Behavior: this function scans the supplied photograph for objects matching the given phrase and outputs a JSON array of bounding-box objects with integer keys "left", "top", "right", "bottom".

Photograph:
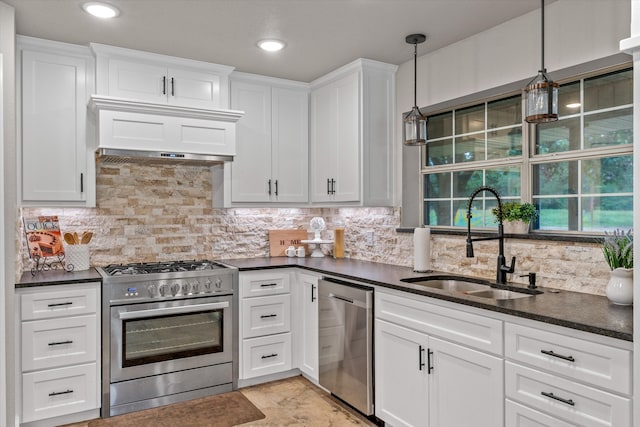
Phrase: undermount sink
[{"left": 400, "top": 276, "right": 537, "bottom": 301}]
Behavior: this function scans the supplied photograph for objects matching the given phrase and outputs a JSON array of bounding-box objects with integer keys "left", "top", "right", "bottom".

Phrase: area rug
[{"left": 86, "top": 391, "right": 265, "bottom": 427}]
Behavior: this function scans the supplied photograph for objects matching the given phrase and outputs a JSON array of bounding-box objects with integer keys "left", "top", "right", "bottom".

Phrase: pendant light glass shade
[
  {"left": 524, "top": 0, "right": 558, "bottom": 124},
  {"left": 404, "top": 34, "right": 427, "bottom": 146},
  {"left": 403, "top": 106, "right": 427, "bottom": 145},
  {"left": 525, "top": 69, "right": 558, "bottom": 123}
]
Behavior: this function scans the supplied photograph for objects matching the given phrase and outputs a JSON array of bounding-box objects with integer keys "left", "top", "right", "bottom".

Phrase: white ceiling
[{"left": 5, "top": 0, "right": 546, "bottom": 82}]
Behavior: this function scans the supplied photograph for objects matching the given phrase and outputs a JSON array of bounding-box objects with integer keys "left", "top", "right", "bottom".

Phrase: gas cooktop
[{"left": 102, "top": 260, "right": 228, "bottom": 276}]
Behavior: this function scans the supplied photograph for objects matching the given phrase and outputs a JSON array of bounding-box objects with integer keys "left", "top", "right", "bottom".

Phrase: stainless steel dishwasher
[{"left": 318, "top": 277, "right": 373, "bottom": 416}]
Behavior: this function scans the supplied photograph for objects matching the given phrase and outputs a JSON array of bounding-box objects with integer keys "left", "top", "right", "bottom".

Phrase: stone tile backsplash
[{"left": 19, "top": 163, "right": 610, "bottom": 295}]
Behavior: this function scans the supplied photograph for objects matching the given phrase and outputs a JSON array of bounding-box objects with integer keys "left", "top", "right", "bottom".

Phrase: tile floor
[{"left": 63, "top": 375, "right": 377, "bottom": 426}]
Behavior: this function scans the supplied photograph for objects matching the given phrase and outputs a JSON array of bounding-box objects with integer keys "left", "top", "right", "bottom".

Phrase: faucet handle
[{"left": 504, "top": 256, "right": 516, "bottom": 273}]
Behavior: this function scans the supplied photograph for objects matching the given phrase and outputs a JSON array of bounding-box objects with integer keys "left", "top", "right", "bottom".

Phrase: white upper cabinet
[
  {"left": 18, "top": 36, "right": 96, "bottom": 206},
  {"left": 310, "top": 59, "right": 397, "bottom": 206},
  {"left": 222, "top": 73, "right": 309, "bottom": 204},
  {"left": 91, "top": 43, "right": 233, "bottom": 109}
]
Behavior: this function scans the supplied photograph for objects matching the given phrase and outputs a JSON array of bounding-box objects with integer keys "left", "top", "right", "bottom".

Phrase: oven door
[{"left": 110, "top": 295, "right": 232, "bottom": 383}]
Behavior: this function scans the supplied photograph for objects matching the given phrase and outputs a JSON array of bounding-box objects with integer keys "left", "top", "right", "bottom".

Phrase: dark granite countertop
[
  {"left": 16, "top": 267, "right": 102, "bottom": 288},
  {"left": 221, "top": 257, "right": 633, "bottom": 342}
]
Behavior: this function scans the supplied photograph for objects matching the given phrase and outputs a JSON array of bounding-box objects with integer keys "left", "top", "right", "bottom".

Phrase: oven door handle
[{"left": 118, "top": 302, "right": 229, "bottom": 320}]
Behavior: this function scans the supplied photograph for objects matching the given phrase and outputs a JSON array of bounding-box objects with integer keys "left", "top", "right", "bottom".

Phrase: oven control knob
[
  {"left": 159, "top": 284, "right": 168, "bottom": 297},
  {"left": 182, "top": 283, "right": 191, "bottom": 295},
  {"left": 191, "top": 281, "right": 200, "bottom": 294},
  {"left": 204, "top": 279, "right": 212, "bottom": 292},
  {"left": 171, "top": 283, "right": 180, "bottom": 297},
  {"left": 215, "top": 278, "right": 222, "bottom": 289},
  {"left": 147, "top": 284, "right": 158, "bottom": 297}
]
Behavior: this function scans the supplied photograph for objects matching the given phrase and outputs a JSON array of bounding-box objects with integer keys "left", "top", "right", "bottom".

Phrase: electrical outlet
[{"left": 365, "top": 230, "right": 374, "bottom": 246}]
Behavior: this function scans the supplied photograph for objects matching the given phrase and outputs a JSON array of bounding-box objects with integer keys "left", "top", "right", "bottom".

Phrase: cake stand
[
  {"left": 302, "top": 217, "right": 333, "bottom": 257},
  {"left": 301, "top": 239, "right": 334, "bottom": 257}
]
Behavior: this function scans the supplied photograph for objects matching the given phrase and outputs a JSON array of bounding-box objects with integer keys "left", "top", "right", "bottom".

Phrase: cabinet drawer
[
  {"left": 242, "top": 333, "right": 292, "bottom": 379},
  {"left": 22, "top": 363, "right": 98, "bottom": 423},
  {"left": 505, "top": 362, "right": 631, "bottom": 427},
  {"left": 21, "top": 284, "right": 98, "bottom": 321},
  {"left": 375, "top": 291, "right": 503, "bottom": 355},
  {"left": 505, "top": 323, "right": 631, "bottom": 395},
  {"left": 242, "top": 294, "right": 291, "bottom": 338},
  {"left": 22, "top": 315, "right": 97, "bottom": 371},
  {"left": 240, "top": 271, "right": 291, "bottom": 297},
  {"left": 506, "top": 399, "right": 578, "bottom": 427}
]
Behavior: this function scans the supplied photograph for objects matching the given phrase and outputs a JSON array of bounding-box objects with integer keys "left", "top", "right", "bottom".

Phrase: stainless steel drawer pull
[
  {"left": 261, "top": 353, "right": 278, "bottom": 359},
  {"left": 260, "top": 314, "right": 277, "bottom": 319},
  {"left": 47, "top": 302, "right": 73, "bottom": 307},
  {"left": 260, "top": 283, "right": 278, "bottom": 287},
  {"left": 541, "top": 349, "right": 575, "bottom": 362},
  {"left": 48, "top": 340, "right": 73, "bottom": 346},
  {"left": 541, "top": 391, "right": 575, "bottom": 406},
  {"left": 49, "top": 389, "right": 74, "bottom": 397}
]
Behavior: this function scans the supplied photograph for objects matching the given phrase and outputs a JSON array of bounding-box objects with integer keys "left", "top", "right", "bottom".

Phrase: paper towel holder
[{"left": 413, "top": 226, "right": 433, "bottom": 273}]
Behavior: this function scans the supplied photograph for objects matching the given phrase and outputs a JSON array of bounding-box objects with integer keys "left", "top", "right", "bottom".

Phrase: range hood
[{"left": 89, "top": 95, "right": 244, "bottom": 165}]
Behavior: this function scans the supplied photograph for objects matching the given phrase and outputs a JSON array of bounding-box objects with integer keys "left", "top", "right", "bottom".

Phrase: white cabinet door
[
  {"left": 375, "top": 319, "right": 428, "bottom": 427},
  {"left": 168, "top": 67, "right": 222, "bottom": 109},
  {"left": 230, "top": 80, "right": 272, "bottom": 202},
  {"left": 271, "top": 87, "right": 309, "bottom": 203},
  {"left": 429, "top": 336, "right": 504, "bottom": 427},
  {"left": 296, "top": 273, "right": 318, "bottom": 381},
  {"left": 310, "top": 72, "right": 360, "bottom": 203},
  {"left": 108, "top": 58, "right": 167, "bottom": 104},
  {"left": 21, "top": 50, "right": 89, "bottom": 202}
]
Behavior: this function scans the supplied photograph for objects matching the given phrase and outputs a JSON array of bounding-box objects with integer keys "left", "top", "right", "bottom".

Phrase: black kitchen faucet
[{"left": 466, "top": 186, "right": 516, "bottom": 285}]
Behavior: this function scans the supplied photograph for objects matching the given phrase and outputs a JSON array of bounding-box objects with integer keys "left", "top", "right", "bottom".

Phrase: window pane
[
  {"left": 426, "top": 200, "right": 451, "bottom": 226},
  {"left": 425, "top": 138, "right": 453, "bottom": 166},
  {"left": 584, "top": 69, "right": 632, "bottom": 111},
  {"left": 453, "top": 200, "right": 470, "bottom": 226},
  {"left": 582, "top": 155, "right": 633, "bottom": 194},
  {"left": 536, "top": 117, "right": 580, "bottom": 154},
  {"left": 584, "top": 108, "right": 633, "bottom": 148},
  {"left": 557, "top": 81, "right": 581, "bottom": 117},
  {"left": 487, "top": 128, "right": 522, "bottom": 159},
  {"left": 455, "top": 104, "right": 484, "bottom": 134},
  {"left": 535, "top": 198, "right": 577, "bottom": 231},
  {"left": 533, "top": 161, "right": 578, "bottom": 195},
  {"left": 455, "top": 133, "right": 485, "bottom": 163},
  {"left": 486, "top": 166, "right": 521, "bottom": 197},
  {"left": 427, "top": 111, "right": 453, "bottom": 139},
  {"left": 487, "top": 96, "right": 521, "bottom": 128},
  {"left": 424, "top": 172, "right": 451, "bottom": 198},
  {"left": 582, "top": 196, "right": 633, "bottom": 232},
  {"left": 453, "top": 170, "right": 483, "bottom": 198}
]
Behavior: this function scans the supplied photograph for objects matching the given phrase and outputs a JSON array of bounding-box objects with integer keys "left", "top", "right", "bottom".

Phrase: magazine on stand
[{"left": 23, "top": 215, "right": 65, "bottom": 259}]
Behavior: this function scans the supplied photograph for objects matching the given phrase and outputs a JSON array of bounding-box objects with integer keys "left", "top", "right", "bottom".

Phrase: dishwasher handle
[{"left": 328, "top": 293, "right": 368, "bottom": 309}]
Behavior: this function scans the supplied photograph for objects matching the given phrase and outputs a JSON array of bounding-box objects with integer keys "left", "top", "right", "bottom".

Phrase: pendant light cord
[
  {"left": 413, "top": 42, "right": 418, "bottom": 107},
  {"left": 540, "top": 0, "right": 545, "bottom": 71}
]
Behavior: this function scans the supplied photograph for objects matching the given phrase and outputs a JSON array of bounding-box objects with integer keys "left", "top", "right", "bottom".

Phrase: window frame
[{"left": 419, "top": 64, "right": 633, "bottom": 235}]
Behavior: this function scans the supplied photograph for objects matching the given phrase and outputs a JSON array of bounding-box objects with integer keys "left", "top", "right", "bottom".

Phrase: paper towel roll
[{"left": 413, "top": 227, "right": 431, "bottom": 272}]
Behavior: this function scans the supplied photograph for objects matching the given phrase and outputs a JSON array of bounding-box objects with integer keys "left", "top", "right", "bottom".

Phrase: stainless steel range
[{"left": 98, "top": 260, "right": 238, "bottom": 417}]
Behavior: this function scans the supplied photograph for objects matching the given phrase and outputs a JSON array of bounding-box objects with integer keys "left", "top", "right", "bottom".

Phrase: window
[{"left": 421, "top": 67, "right": 633, "bottom": 233}]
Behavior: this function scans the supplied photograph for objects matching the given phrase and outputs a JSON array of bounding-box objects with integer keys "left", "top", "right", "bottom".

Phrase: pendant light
[
  {"left": 524, "top": 0, "right": 558, "bottom": 123},
  {"left": 403, "top": 34, "right": 427, "bottom": 146}
]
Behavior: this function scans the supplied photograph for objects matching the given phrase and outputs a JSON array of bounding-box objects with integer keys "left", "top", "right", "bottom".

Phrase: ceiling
[{"left": 5, "top": 0, "right": 546, "bottom": 82}]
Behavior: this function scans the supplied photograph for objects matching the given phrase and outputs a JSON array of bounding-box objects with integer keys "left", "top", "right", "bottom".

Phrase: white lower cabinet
[
  {"left": 18, "top": 282, "right": 101, "bottom": 425},
  {"left": 504, "top": 321, "right": 632, "bottom": 427},
  {"left": 375, "top": 291, "right": 504, "bottom": 427},
  {"left": 239, "top": 270, "right": 293, "bottom": 381},
  {"left": 293, "top": 272, "right": 319, "bottom": 382}
]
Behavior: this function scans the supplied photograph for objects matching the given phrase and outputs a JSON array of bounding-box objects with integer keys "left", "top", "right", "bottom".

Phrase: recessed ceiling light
[
  {"left": 258, "top": 39, "right": 286, "bottom": 52},
  {"left": 566, "top": 103, "right": 581, "bottom": 109},
  {"left": 82, "top": 2, "right": 120, "bottom": 19}
]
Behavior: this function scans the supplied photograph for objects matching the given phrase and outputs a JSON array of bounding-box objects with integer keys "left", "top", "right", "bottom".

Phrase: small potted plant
[
  {"left": 491, "top": 202, "right": 537, "bottom": 234},
  {"left": 602, "top": 229, "right": 633, "bottom": 305}
]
